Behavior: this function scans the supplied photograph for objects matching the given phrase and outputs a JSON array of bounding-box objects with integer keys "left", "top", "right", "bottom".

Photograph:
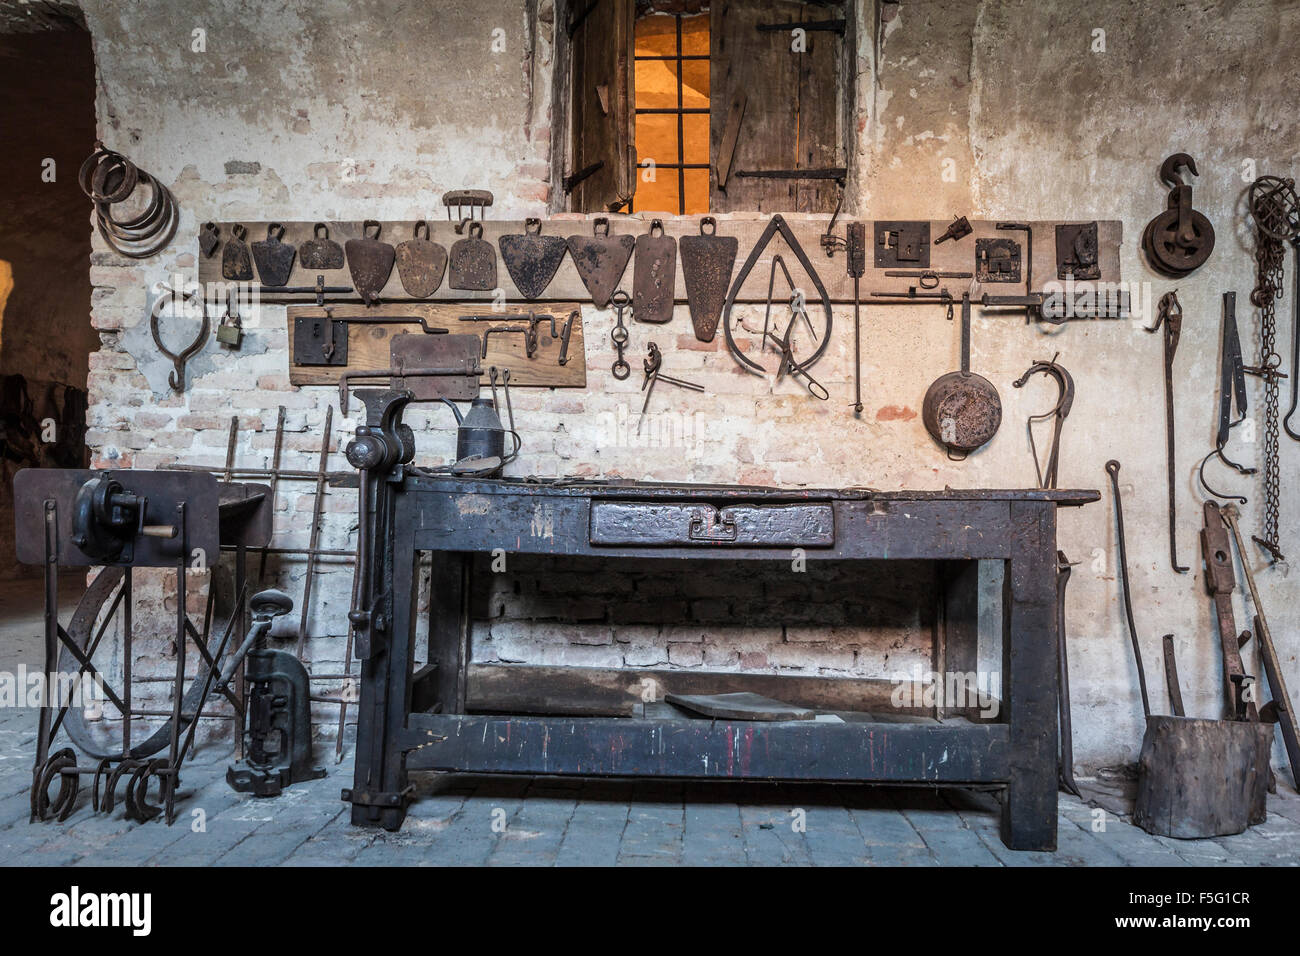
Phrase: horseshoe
[
  {"left": 34, "top": 748, "right": 79, "bottom": 822},
  {"left": 150, "top": 288, "right": 209, "bottom": 391}
]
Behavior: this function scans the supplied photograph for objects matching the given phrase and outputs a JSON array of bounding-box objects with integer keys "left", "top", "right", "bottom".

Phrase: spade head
[
  {"left": 345, "top": 220, "right": 396, "bottom": 306},
  {"left": 633, "top": 219, "right": 677, "bottom": 324},
  {"left": 395, "top": 221, "right": 448, "bottom": 298},
  {"left": 252, "top": 223, "right": 297, "bottom": 287},
  {"left": 449, "top": 220, "right": 497, "bottom": 291},
  {"left": 566, "top": 217, "right": 635, "bottom": 309},
  {"left": 679, "top": 217, "right": 738, "bottom": 341},
  {"left": 221, "top": 224, "right": 253, "bottom": 281},
  {"left": 299, "top": 222, "right": 345, "bottom": 271},
  {"left": 199, "top": 222, "right": 220, "bottom": 258},
  {"left": 499, "top": 218, "right": 567, "bottom": 300}
]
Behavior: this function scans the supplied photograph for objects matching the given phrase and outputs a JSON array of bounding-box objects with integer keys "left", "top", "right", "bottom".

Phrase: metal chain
[{"left": 1250, "top": 231, "right": 1285, "bottom": 560}]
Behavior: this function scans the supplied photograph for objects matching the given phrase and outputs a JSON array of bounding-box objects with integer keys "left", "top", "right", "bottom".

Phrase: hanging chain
[{"left": 1248, "top": 211, "right": 1287, "bottom": 561}]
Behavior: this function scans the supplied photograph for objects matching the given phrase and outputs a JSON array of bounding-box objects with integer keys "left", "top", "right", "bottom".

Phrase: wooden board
[
  {"left": 200, "top": 218, "right": 1124, "bottom": 307},
  {"left": 287, "top": 303, "right": 586, "bottom": 388},
  {"left": 665, "top": 691, "right": 815, "bottom": 720}
]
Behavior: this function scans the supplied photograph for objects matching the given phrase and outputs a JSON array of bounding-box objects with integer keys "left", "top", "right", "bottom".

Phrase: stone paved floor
[{"left": 2, "top": 577, "right": 1298, "bottom": 867}]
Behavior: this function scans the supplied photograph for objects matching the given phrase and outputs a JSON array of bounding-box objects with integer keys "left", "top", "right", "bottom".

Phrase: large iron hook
[{"left": 1159, "top": 153, "right": 1199, "bottom": 188}]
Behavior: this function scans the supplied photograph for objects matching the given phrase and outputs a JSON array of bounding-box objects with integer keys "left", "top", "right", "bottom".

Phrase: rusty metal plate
[
  {"left": 299, "top": 222, "right": 345, "bottom": 270},
  {"left": 345, "top": 220, "right": 396, "bottom": 306},
  {"left": 567, "top": 217, "right": 635, "bottom": 309},
  {"left": 633, "top": 219, "right": 677, "bottom": 324},
  {"left": 679, "top": 217, "right": 738, "bottom": 341},
  {"left": 221, "top": 224, "right": 253, "bottom": 280},
  {"left": 975, "top": 237, "right": 1021, "bottom": 283},
  {"left": 922, "top": 372, "right": 1003, "bottom": 455},
  {"left": 13, "top": 468, "right": 221, "bottom": 568},
  {"left": 251, "top": 223, "right": 296, "bottom": 287},
  {"left": 874, "top": 221, "right": 930, "bottom": 269},
  {"left": 395, "top": 221, "right": 448, "bottom": 298},
  {"left": 449, "top": 221, "right": 497, "bottom": 291},
  {"left": 218, "top": 481, "right": 272, "bottom": 549},
  {"left": 391, "top": 332, "right": 480, "bottom": 402},
  {"left": 499, "top": 218, "right": 568, "bottom": 300},
  {"left": 589, "top": 501, "right": 834, "bottom": 547}
]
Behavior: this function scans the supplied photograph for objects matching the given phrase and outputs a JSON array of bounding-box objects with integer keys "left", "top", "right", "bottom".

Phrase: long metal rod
[
  {"left": 296, "top": 405, "right": 333, "bottom": 659},
  {"left": 1106, "top": 460, "right": 1151, "bottom": 719},
  {"left": 165, "top": 501, "right": 187, "bottom": 824},
  {"left": 257, "top": 405, "right": 287, "bottom": 580}
]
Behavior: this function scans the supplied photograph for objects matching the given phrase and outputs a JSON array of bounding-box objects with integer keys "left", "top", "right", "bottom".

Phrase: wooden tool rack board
[
  {"left": 196, "top": 218, "right": 1124, "bottom": 305},
  {"left": 286, "top": 303, "right": 587, "bottom": 388}
]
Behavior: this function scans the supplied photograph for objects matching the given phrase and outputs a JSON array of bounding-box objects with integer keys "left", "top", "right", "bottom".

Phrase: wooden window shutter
[
  {"left": 568, "top": 0, "right": 637, "bottom": 212},
  {"left": 710, "top": 0, "right": 846, "bottom": 213}
]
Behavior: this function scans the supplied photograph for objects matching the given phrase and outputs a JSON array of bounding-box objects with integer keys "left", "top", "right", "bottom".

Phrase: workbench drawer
[{"left": 589, "top": 501, "right": 834, "bottom": 547}]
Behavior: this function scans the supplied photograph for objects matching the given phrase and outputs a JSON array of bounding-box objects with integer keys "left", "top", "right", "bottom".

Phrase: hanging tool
[
  {"left": 299, "top": 222, "right": 345, "bottom": 270},
  {"left": 499, "top": 217, "right": 567, "bottom": 300},
  {"left": 633, "top": 219, "right": 677, "bottom": 324},
  {"left": 567, "top": 217, "right": 634, "bottom": 309},
  {"left": 883, "top": 269, "right": 972, "bottom": 289},
  {"left": 1146, "top": 290, "right": 1188, "bottom": 572},
  {"left": 1201, "top": 501, "right": 1259, "bottom": 721},
  {"left": 199, "top": 222, "right": 220, "bottom": 258},
  {"left": 251, "top": 222, "right": 296, "bottom": 287},
  {"left": 78, "top": 143, "right": 179, "bottom": 260},
  {"left": 679, "top": 217, "right": 738, "bottom": 342},
  {"left": 222, "top": 223, "right": 253, "bottom": 281},
  {"left": 395, "top": 221, "right": 448, "bottom": 298},
  {"left": 345, "top": 220, "right": 396, "bottom": 306},
  {"left": 922, "top": 292, "right": 1001, "bottom": 458},
  {"left": 150, "top": 288, "right": 209, "bottom": 392},
  {"left": 721, "top": 213, "right": 834, "bottom": 382},
  {"left": 442, "top": 188, "right": 494, "bottom": 224},
  {"left": 1197, "top": 292, "right": 1255, "bottom": 503},
  {"left": 934, "top": 215, "right": 972, "bottom": 245},
  {"left": 1162, "top": 634, "right": 1185, "bottom": 717},
  {"left": 752, "top": 255, "right": 816, "bottom": 352},
  {"left": 1056, "top": 551, "right": 1080, "bottom": 796},
  {"left": 609, "top": 290, "right": 632, "bottom": 380},
  {"left": 1142, "top": 154, "right": 1215, "bottom": 277},
  {"left": 1222, "top": 505, "right": 1300, "bottom": 789},
  {"left": 449, "top": 220, "right": 498, "bottom": 292},
  {"left": 1011, "top": 355, "right": 1073, "bottom": 488},
  {"left": 1284, "top": 237, "right": 1300, "bottom": 442},
  {"left": 1106, "top": 460, "right": 1151, "bottom": 720},
  {"left": 847, "top": 222, "right": 866, "bottom": 415},
  {"left": 637, "top": 342, "right": 704, "bottom": 434},
  {"left": 763, "top": 306, "right": 830, "bottom": 401}
]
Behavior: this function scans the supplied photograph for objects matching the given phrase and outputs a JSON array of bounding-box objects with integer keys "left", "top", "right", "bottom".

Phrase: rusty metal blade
[
  {"left": 679, "top": 217, "right": 737, "bottom": 341},
  {"left": 299, "top": 222, "right": 344, "bottom": 271},
  {"left": 449, "top": 221, "right": 497, "bottom": 291},
  {"left": 566, "top": 218, "right": 634, "bottom": 309},
  {"left": 251, "top": 223, "right": 296, "bottom": 287},
  {"left": 499, "top": 218, "right": 567, "bottom": 299},
  {"left": 395, "top": 221, "right": 448, "bottom": 298},
  {"left": 345, "top": 220, "right": 395, "bottom": 306},
  {"left": 221, "top": 224, "right": 253, "bottom": 281},
  {"left": 633, "top": 219, "right": 677, "bottom": 324}
]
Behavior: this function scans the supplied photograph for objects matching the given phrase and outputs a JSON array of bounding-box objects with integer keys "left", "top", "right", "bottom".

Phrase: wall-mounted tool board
[
  {"left": 286, "top": 303, "right": 587, "bottom": 388},
  {"left": 198, "top": 219, "right": 1124, "bottom": 307}
]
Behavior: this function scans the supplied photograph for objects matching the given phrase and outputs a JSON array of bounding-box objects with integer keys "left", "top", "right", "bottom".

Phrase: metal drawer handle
[{"left": 688, "top": 512, "right": 737, "bottom": 542}]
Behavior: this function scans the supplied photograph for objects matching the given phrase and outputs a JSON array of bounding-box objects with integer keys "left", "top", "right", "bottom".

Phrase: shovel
[
  {"left": 633, "top": 219, "right": 677, "bottom": 324},
  {"left": 567, "top": 217, "right": 634, "bottom": 310},
  {"left": 449, "top": 220, "right": 497, "bottom": 291},
  {"left": 345, "top": 220, "right": 396, "bottom": 306},
  {"left": 395, "top": 221, "right": 448, "bottom": 298},
  {"left": 252, "top": 223, "right": 297, "bottom": 287},
  {"left": 679, "top": 217, "right": 737, "bottom": 341},
  {"left": 299, "top": 222, "right": 344, "bottom": 271},
  {"left": 499, "top": 217, "right": 567, "bottom": 300},
  {"left": 221, "top": 223, "right": 253, "bottom": 281}
]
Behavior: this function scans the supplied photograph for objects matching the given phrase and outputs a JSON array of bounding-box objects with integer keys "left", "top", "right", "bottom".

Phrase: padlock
[{"left": 216, "top": 311, "right": 243, "bottom": 348}]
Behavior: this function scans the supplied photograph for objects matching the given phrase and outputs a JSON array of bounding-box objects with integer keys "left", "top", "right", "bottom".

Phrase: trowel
[
  {"left": 567, "top": 217, "right": 634, "bottom": 310},
  {"left": 252, "top": 223, "right": 296, "bottom": 287},
  {"left": 299, "top": 222, "right": 345, "bottom": 271},
  {"left": 449, "top": 220, "right": 497, "bottom": 291},
  {"left": 679, "top": 217, "right": 737, "bottom": 341},
  {"left": 221, "top": 223, "right": 253, "bottom": 281},
  {"left": 395, "top": 221, "right": 448, "bottom": 298},
  {"left": 499, "top": 217, "right": 567, "bottom": 300},
  {"left": 633, "top": 219, "right": 677, "bottom": 324},
  {"left": 345, "top": 220, "right": 396, "bottom": 306}
]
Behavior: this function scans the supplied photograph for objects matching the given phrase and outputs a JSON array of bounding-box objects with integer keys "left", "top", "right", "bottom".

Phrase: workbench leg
[
  {"left": 1000, "top": 502, "right": 1059, "bottom": 851},
  {"left": 350, "top": 524, "right": 416, "bottom": 831},
  {"left": 424, "top": 553, "right": 470, "bottom": 715}
]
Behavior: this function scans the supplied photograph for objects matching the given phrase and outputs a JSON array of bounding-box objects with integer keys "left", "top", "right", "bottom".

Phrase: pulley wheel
[{"left": 1144, "top": 208, "right": 1215, "bottom": 277}]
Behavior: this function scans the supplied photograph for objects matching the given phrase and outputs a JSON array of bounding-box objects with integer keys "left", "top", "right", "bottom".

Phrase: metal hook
[
  {"left": 1159, "top": 153, "right": 1199, "bottom": 188},
  {"left": 1012, "top": 354, "right": 1074, "bottom": 489},
  {"left": 150, "top": 288, "right": 209, "bottom": 392}
]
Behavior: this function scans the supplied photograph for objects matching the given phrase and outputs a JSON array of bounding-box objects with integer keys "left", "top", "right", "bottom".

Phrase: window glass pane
[
  {"left": 635, "top": 57, "right": 679, "bottom": 111},
  {"left": 682, "top": 112, "right": 709, "bottom": 165},
  {"left": 683, "top": 168, "right": 709, "bottom": 215},
  {"left": 636, "top": 172, "right": 680, "bottom": 216},
  {"left": 679, "top": 13, "right": 709, "bottom": 56},
  {"left": 636, "top": 112, "right": 679, "bottom": 169},
  {"left": 634, "top": 14, "right": 677, "bottom": 57},
  {"left": 680, "top": 58, "right": 709, "bottom": 111}
]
